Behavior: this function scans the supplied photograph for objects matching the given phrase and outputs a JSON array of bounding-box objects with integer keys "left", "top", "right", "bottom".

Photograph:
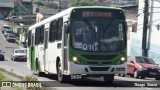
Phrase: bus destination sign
[
  {"left": 82, "top": 12, "right": 112, "bottom": 17},
  {"left": 71, "top": 8, "right": 125, "bottom": 20}
]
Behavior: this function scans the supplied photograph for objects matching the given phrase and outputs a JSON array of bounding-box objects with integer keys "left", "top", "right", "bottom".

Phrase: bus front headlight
[
  {"left": 72, "top": 56, "right": 80, "bottom": 64},
  {"left": 72, "top": 56, "right": 78, "bottom": 62},
  {"left": 121, "top": 57, "right": 126, "bottom": 61},
  {"left": 117, "top": 57, "right": 126, "bottom": 64}
]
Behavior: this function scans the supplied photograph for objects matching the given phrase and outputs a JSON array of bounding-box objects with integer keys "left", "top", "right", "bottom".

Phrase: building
[
  {"left": 0, "top": 0, "right": 14, "bottom": 19},
  {"left": 129, "top": 0, "right": 160, "bottom": 65},
  {"left": 98, "top": 0, "right": 137, "bottom": 7}
]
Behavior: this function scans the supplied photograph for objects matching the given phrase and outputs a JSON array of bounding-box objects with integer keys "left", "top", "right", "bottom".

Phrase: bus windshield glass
[{"left": 71, "top": 20, "right": 126, "bottom": 52}]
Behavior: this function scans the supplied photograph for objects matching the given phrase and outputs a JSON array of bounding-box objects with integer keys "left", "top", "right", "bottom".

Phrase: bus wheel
[
  {"left": 103, "top": 74, "right": 114, "bottom": 83},
  {"left": 57, "top": 62, "right": 67, "bottom": 83},
  {"left": 37, "top": 71, "right": 45, "bottom": 77},
  {"left": 156, "top": 77, "right": 160, "bottom": 80}
]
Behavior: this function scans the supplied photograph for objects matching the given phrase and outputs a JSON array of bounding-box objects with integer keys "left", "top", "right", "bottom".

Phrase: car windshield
[
  {"left": 6, "top": 31, "right": 12, "bottom": 33},
  {"left": 136, "top": 57, "right": 156, "bottom": 65},
  {"left": 0, "top": 50, "right": 2, "bottom": 54},
  {"left": 15, "top": 50, "right": 26, "bottom": 53},
  {"left": 8, "top": 35, "right": 15, "bottom": 38},
  {"left": 71, "top": 20, "right": 126, "bottom": 52},
  {"left": 4, "top": 26, "right": 10, "bottom": 29}
]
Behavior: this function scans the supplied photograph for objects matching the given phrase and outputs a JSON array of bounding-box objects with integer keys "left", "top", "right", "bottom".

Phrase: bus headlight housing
[
  {"left": 118, "top": 57, "right": 126, "bottom": 64},
  {"left": 72, "top": 56, "right": 78, "bottom": 62},
  {"left": 121, "top": 57, "right": 126, "bottom": 61},
  {"left": 72, "top": 56, "right": 80, "bottom": 64}
]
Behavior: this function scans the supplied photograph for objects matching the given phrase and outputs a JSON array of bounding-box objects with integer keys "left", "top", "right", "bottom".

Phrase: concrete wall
[{"left": 130, "top": 0, "right": 160, "bottom": 65}]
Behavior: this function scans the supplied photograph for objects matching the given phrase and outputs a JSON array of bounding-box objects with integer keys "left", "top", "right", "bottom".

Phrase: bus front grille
[
  {"left": 89, "top": 67, "right": 110, "bottom": 71},
  {"left": 82, "top": 55, "right": 117, "bottom": 60},
  {"left": 87, "top": 62, "right": 112, "bottom": 65}
]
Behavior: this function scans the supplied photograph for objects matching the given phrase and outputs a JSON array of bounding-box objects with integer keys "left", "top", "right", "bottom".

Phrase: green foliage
[
  {"left": 136, "top": 0, "right": 139, "bottom": 5},
  {"left": 14, "top": 87, "right": 23, "bottom": 90},
  {"left": 0, "top": 72, "right": 7, "bottom": 81},
  {"left": 69, "top": 0, "right": 97, "bottom": 7},
  {"left": 35, "top": 1, "right": 45, "bottom": 6},
  {"left": 45, "top": 3, "right": 58, "bottom": 9},
  {"left": 22, "top": 75, "right": 38, "bottom": 81}
]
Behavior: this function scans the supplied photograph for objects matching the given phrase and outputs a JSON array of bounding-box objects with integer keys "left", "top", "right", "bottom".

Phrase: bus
[{"left": 27, "top": 6, "right": 127, "bottom": 83}]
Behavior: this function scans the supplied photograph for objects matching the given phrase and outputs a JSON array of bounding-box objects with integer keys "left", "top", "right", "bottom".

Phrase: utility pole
[
  {"left": 147, "top": 0, "right": 154, "bottom": 52},
  {"left": 142, "top": 0, "right": 149, "bottom": 57}
]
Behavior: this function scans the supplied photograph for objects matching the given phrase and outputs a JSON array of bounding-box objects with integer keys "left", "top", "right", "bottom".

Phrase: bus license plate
[{"left": 71, "top": 75, "right": 82, "bottom": 79}]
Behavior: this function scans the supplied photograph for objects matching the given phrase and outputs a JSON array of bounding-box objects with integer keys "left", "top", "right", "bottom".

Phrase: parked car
[
  {"left": 1, "top": 24, "right": 11, "bottom": 33},
  {"left": 126, "top": 56, "right": 160, "bottom": 80},
  {"left": 11, "top": 49, "right": 27, "bottom": 61},
  {"left": 4, "top": 30, "right": 13, "bottom": 37},
  {"left": 21, "top": 42, "right": 27, "bottom": 48},
  {"left": 0, "top": 49, "right": 5, "bottom": 61},
  {"left": 6, "top": 34, "right": 16, "bottom": 43}
]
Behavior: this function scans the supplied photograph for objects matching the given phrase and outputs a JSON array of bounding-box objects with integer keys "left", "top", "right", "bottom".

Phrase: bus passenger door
[
  {"left": 44, "top": 30, "right": 49, "bottom": 72},
  {"left": 62, "top": 24, "right": 68, "bottom": 71},
  {"left": 31, "top": 34, "right": 35, "bottom": 70}
]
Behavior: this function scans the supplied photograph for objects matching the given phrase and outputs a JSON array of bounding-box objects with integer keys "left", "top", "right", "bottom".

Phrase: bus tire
[
  {"left": 37, "top": 71, "right": 45, "bottom": 77},
  {"left": 57, "top": 61, "right": 68, "bottom": 83},
  {"left": 103, "top": 74, "right": 114, "bottom": 83}
]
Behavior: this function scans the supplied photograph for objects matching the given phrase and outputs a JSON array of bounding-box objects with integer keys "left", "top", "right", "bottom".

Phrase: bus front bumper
[{"left": 68, "top": 62, "right": 127, "bottom": 75}]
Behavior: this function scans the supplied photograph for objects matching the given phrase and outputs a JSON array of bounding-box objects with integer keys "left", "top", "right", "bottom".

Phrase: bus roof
[{"left": 29, "top": 6, "right": 123, "bottom": 31}]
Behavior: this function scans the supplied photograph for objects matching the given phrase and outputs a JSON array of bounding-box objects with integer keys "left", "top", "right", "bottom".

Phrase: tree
[
  {"left": 34, "top": 1, "right": 45, "bottom": 7},
  {"left": 69, "top": 0, "right": 97, "bottom": 7},
  {"left": 136, "top": 0, "right": 139, "bottom": 5},
  {"left": 45, "top": 3, "right": 58, "bottom": 9}
]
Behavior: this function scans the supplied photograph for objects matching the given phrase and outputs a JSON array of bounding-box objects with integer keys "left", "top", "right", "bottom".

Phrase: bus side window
[
  {"left": 49, "top": 20, "right": 57, "bottom": 42},
  {"left": 57, "top": 18, "right": 63, "bottom": 40},
  {"left": 35, "top": 27, "right": 41, "bottom": 45},
  {"left": 40, "top": 25, "right": 45, "bottom": 44},
  {"left": 28, "top": 31, "right": 32, "bottom": 47}
]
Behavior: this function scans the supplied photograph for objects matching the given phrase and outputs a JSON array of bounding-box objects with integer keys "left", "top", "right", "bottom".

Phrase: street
[{"left": 0, "top": 20, "right": 160, "bottom": 90}]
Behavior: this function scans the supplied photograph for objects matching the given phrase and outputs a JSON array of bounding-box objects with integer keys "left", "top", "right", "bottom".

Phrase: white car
[
  {"left": 11, "top": 49, "right": 27, "bottom": 61},
  {"left": 4, "top": 30, "right": 12, "bottom": 37},
  {"left": 6, "top": 34, "right": 16, "bottom": 43},
  {"left": 1, "top": 24, "right": 10, "bottom": 32}
]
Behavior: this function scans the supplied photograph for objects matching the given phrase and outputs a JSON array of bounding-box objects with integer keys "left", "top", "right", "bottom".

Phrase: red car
[{"left": 127, "top": 56, "right": 160, "bottom": 80}]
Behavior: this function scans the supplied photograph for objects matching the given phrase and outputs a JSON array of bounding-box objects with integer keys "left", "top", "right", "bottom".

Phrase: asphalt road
[{"left": 0, "top": 20, "right": 160, "bottom": 90}]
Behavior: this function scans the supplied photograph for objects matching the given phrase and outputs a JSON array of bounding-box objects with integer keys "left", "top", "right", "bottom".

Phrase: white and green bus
[{"left": 27, "top": 6, "right": 127, "bottom": 83}]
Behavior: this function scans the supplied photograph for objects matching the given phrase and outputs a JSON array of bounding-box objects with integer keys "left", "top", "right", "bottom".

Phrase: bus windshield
[{"left": 71, "top": 20, "right": 126, "bottom": 52}]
